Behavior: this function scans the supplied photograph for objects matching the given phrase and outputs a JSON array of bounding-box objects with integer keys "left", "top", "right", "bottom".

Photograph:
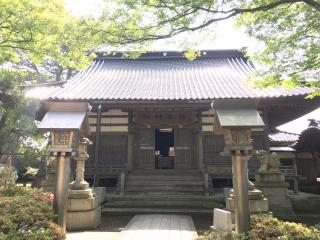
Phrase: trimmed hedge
[
  {"left": 0, "top": 185, "right": 65, "bottom": 240},
  {"left": 199, "top": 215, "right": 320, "bottom": 240}
]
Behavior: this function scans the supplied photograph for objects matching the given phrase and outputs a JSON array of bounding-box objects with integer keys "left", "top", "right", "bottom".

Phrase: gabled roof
[{"left": 26, "top": 49, "right": 315, "bottom": 101}]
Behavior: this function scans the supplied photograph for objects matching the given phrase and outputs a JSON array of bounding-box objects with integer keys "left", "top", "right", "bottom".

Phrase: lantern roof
[{"left": 38, "top": 111, "right": 86, "bottom": 131}]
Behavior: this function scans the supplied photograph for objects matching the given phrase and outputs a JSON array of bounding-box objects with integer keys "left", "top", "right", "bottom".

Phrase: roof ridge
[{"left": 94, "top": 49, "right": 247, "bottom": 61}]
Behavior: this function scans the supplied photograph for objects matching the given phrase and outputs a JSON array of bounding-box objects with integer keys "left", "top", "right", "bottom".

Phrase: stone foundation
[
  {"left": 67, "top": 188, "right": 101, "bottom": 230},
  {"left": 255, "top": 171, "right": 295, "bottom": 218},
  {"left": 226, "top": 182, "right": 269, "bottom": 222},
  {"left": 93, "top": 187, "right": 107, "bottom": 205}
]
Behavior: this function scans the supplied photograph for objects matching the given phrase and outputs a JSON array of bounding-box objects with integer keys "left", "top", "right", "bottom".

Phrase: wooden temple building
[{"left": 28, "top": 49, "right": 320, "bottom": 214}]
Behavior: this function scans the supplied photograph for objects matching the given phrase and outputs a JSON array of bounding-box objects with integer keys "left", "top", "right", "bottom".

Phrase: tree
[
  {"left": 100, "top": 0, "right": 320, "bottom": 94},
  {"left": 0, "top": 0, "right": 107, "bottom": 154}
]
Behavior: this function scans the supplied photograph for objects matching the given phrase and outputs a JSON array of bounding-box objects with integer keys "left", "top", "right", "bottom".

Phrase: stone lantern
[
  {"left": 38, "top": 111, "right": 89, "bottom": 231},
  {"left": 70, "top": 138, "right": 92, "bottom": 190},
  {"left": 212, "top": 100, "right": 265, "bottom": 233}
]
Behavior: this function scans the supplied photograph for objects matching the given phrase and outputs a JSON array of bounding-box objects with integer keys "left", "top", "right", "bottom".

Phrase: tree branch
[{"left": 102, "top": 0, "right": 318, "bottom": 44}]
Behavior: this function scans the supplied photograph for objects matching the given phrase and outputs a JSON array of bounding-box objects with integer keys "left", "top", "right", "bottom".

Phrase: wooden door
[
  {"left": 133, "top": 128, "right": 155, "bottom": 169},
  {"left": 174, "top": 128, "right": 195, "bottom": 169}
]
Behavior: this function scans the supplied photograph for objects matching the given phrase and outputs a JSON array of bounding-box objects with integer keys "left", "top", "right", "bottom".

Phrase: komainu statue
[
  {"left": 256, "top": 150, "right": 281, "bottom": 173},
  {"left": 269, "top": 152, "right": 281, "bottom": 172},
  {"left": 256, "top": 150, "right": 269, "bottom": 172}
]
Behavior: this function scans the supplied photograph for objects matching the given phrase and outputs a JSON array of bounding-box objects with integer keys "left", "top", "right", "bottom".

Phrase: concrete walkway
[
  {"left": 67, "top": 231, "right": 120, "bottom": 240},
  {"left": 67, "top": 214, "right": 198, "bottom": 240},
  {"left": 121, "top": 214, "right": 198, "bottom": 240}
]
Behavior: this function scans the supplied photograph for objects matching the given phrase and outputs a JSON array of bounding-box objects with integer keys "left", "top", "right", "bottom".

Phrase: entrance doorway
[{"left": 155, "top": 128, "right": 174, "bottom": 169}]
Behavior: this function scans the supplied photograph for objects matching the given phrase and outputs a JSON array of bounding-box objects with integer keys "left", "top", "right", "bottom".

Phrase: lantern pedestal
[
  {"left": 67, "top": 189, "right": 101, "bottom": 230},
  {"left": 255, "top": 172, "right": 294, "bottom": 218},
  {"left": 226, "top": 181, "right": 269, "bottom": 222},
  {"left": 66, "top": 138, "right": 101, "bottom": 230},
  {"left": 255, "top": 151, "right": 295, "bottom": 218}
]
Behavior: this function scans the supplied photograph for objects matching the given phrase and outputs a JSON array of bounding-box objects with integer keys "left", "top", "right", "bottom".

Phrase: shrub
[
  {"left": 198, "top": 215, "right": 320, "bottom": 240},
  {"left": 0, "top": 185, "right": 65, "bottom": 240},
  {"left": 17, "top": 167, "right": 38, "bottom": 184}
]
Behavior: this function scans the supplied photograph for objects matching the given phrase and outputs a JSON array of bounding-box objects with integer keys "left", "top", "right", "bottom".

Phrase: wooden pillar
[
  {"left": 293, "top": 155, "right": 299, "bottom": 193},
  {"left": 262, "top": 108, "right": 271, "bottom": 154},
  {"left": 198, "top": 133, "right": 204, "bottom": 170},
  {"left": 93, "top": 105, "right": 102, "bottom": 187},
  {"left": 197, "top": 111, "right": 204, "bottom": 170},
  {"left": 127, "top": 111, "right": 134, "bottom": 170}
]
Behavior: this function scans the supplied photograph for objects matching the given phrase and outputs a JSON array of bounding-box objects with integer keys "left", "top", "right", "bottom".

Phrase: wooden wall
[
  {"left": 85, "top": 109, "right": 129, "bottom": 177},
  {"left": 88, "top": 109, "right": 128, "bottom": 133},
  {"left": 201, "top": 109, "right": 267, "bottom": 178}
]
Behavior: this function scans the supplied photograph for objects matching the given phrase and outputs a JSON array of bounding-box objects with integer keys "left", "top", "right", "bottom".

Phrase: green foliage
[
  {"left": 198, "top": 215, "right": 320, "bottom": 240},
  {"left": 0, "top": 70, "right": 40, "bottom": 153},
  {"left": 237, "top": 1, "right": 320, "bottom": 90},
  {"left": 17, "top": 167, "right": 38, "bottom": 182},
  {"left": 0, "top": 185, "right": 65, "bottom": 240},
  {"left": 0, "top": 0, "right": 98, "bottom": 69},
  {"left": 0, "top": 0, "right": 110, "bottom": 157},
  {"left": 102, "top": 0, "right": 320, "bottom": 93}
]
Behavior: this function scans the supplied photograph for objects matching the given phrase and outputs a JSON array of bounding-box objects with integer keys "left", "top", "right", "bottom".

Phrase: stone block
[
  {"left": 255, "top": 172, "right": 295, "bottom": 218},
  {"left": 255, "top": 172, "right": 286, "bottom": 183},
  {"left": 67, "top": 206, "right": 101, "bottom": 231},
  {"left": 211, "top": 208, "right": 232, "bottom": 232},
  {"left": 93, "top": 187, "right": 106, "bottom": 205},
  {"left": 68, "top": 189, "right": 95, "bottom": 199},
  {"left": 67, "top": 196, "right": 99, "bottom": 212},
  {"left": 226, "top": 197, "right": 269, "bottom": 214}
]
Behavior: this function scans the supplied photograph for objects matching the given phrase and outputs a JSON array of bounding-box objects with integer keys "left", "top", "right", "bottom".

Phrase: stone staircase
[{"left": 103, "top": 169, "right": 224, "bottom": 215}]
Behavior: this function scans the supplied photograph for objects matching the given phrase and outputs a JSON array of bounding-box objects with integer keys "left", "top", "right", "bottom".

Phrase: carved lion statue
[
  {"left": 256, "top": 150, "right": 269, "bottom": 172},
  {"left": 269, "top": 152, "right": 281, "bottom": 172},
  {"left": 256, "top": 150, "right": 281, "bottom": 172}
]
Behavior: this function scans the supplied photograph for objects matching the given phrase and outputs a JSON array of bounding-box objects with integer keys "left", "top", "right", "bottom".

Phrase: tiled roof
[
  {"left": 25, "top": 50, "right": 315, "bottom": 101},
  {"left": 269, "top": 131, "right": 299, "bottom": 143}
]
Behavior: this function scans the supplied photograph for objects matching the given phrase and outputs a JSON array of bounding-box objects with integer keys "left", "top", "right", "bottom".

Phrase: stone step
[
  {"left": 124, "top": 191, "right": 206, "bottom": 196},
  {"left": 126, "top": 180, "right": 204, "bottom": 186},
  {"left": 106, "top": 194, "right": 224, "bottom": 201},
  {"left": 126, "top": 175, "right": 203, "bottom": 180},
  {"left": 130, "top": 169, "right": 201, "bottom": 174},
  {"left": 105, "top": 200, "right": 223, "bottom": 209},
  {"left": 124, "top": 185, "right": 204, "bottom": 192},
  {"left": 102, "top": 207, "right": 213, "bottom": 215}
]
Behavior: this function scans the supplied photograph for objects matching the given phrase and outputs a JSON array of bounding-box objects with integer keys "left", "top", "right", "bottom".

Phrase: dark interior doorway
[{"left": 155, "top": 128, "right": 174, "bottom": 169}]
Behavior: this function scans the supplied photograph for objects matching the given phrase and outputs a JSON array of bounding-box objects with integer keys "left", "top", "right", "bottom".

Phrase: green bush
[
  {"left": 0, "top": 185, "right": 65, "bottom": 240},
  {"left": 199, "top": 215, "right": 320, "bottom": 240},
  {"left": 17, "top": 167, "right": 38, "bottom": 183}
]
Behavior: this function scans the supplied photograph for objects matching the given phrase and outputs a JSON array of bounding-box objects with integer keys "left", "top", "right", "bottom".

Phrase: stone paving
[
  {"left": 121, "top": 214, "right": 198, "bottom": 240},
  {"left": 67, "top": 214, "right": 198, "bottom": 240}
]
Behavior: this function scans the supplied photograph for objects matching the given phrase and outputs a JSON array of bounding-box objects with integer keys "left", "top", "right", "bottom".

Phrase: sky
[{"left": 64, "top": 0, "right": 257, "bottom": 50}]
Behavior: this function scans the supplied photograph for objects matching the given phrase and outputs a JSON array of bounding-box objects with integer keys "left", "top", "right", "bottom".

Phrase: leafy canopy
[
  {"left": 101, "top": 0, "right": 320, "bottom": 94},
  {"left": 0, "top": 0, "right": 112, "bottom": 154}
]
